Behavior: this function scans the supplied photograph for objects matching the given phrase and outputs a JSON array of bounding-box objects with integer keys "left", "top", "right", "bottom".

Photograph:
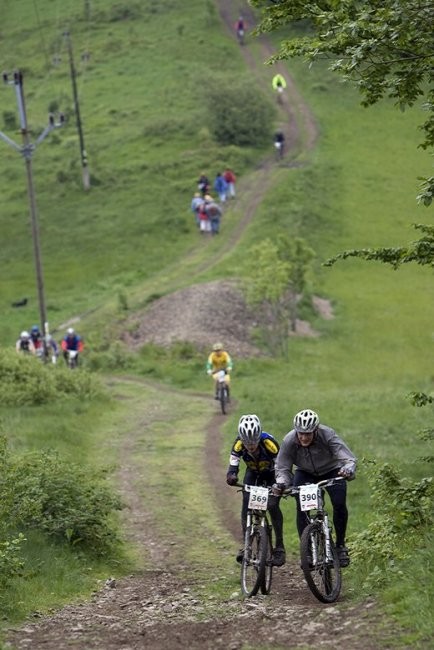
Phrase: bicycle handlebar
[{"left": 283, "top": 476, "right": 346, "bottom": 497}]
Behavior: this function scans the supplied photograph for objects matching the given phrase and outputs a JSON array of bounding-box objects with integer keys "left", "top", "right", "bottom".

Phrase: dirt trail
[{"left": 6, "top": 378, "right": 398, "bottom": 650}]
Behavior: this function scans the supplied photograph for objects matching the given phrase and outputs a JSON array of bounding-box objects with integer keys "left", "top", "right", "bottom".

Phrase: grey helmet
[
  {"left": 293, "top": 409, "right": 319, "bottom": 433},
  {"left": 238, "top": 414, "right": 262, "bottom": 447}
]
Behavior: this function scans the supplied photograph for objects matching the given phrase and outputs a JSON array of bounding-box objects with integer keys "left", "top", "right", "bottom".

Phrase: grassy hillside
[
  {"left": 0, "top": 0, "right": 432, "bottom": 646},
  {"left": 0, "top": 0, "right": 264, "bottom": 341}
]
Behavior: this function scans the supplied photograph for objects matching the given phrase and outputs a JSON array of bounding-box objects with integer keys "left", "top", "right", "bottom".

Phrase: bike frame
[
  {"left": 286, "top": 477, "right": 344, "bottom": 603},
  {"left": 236, "top": 483, "right": 274, "bottom": 598}
]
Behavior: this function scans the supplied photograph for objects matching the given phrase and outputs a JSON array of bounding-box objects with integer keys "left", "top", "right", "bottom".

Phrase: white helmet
[
  {"left": 67, "top": 327, "right": 75, "bottom": 335},
  {"left": 293, "top": 409, "right": 319, "bottom": 433},
  {"left": 238, "top": 414, "right": 262, "bottom": 447},
  {"left": 21, "top": 330, "right": 30, "bottom": 338}
]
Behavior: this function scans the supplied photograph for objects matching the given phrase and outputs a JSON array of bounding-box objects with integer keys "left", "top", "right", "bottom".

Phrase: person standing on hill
[
  {"left": 197, "top": 173, "right": 210, "bottom": 197},
  {"left": 213, "top": 172, "right": 229, "bottom": 203},
  {"left": 272, "top": 408, "right": 357, "bottom": 567},
  {"left": 204, "top": 195, "right": 223, "bottom": 235},
  {"left": 191, "top": 192, "right": 204, "bottom": 228},
  {"left": 223, "top": 168, "right": 236, "bottom": 199},
  {"left": 226, "top": 414, "right": 286, "bottom": 567}
]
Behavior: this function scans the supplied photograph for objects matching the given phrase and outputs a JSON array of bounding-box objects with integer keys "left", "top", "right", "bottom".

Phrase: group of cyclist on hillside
[
  {"left": 206, "top": 342, "right": 356, "bottom": 570},
  {"left": 16, "top": 326, "right": 84, "bottom": 366}
]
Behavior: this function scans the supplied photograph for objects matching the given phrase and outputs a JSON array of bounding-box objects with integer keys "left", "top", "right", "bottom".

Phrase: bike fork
[{"left": 323, "top": 515, "right": 333, "bottom": 562}]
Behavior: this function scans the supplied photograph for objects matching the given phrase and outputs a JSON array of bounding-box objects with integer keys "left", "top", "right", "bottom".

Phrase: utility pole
[
  {"left": 0, "top": 70, "right": 64, "bottom": 355},
  {"left": 64, "top": 30, "right": 90, "bottom": 190}
]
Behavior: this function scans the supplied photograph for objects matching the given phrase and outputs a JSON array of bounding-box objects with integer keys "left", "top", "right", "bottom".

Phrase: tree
[
  {"left": 251, "top": 0, "right": 434, "bottom": 196},
  {"left": 244, "top": 236, "right": 315, "bottom": 354},
  {"left": 276, "top": 234, "right": 316, "bottom": 331},
  {"left": 205, "top": 77, "right": 276, "bottom": 146},
  {"left": 244, "top": 239, "right": 292, "bottom": 355}
]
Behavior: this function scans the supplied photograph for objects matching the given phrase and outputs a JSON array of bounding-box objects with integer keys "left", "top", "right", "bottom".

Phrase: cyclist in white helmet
[
  {"left": 16, "top": 330, "right": 36, "bottom": 354},
  {"left": 226, "top": 414, "right": 286, "bottom": 567},
  {"left": 272, "top": 408, "right": 357, "bottom": 567}
]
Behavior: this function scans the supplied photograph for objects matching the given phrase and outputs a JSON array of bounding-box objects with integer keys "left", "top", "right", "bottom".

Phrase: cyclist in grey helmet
[
  {"left": 272, "top": 409, "right": 357, "bottom": 567},
  {"left": 226, "top": 414, "right": 286, "bottom": 567}
]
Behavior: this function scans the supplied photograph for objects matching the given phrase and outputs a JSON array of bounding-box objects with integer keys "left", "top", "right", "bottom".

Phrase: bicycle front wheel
[
  {"left": 300, "top": 522, "right": 342, "bottom": 603},
  {"left": 260, "top": 524, "right": 273, "bottom": 595},
  {"left": 241, "top": 525, "right": 268, "bottom": 597},
  {"left": 219, "top": 385, "right": 227, "bottom": 415}
]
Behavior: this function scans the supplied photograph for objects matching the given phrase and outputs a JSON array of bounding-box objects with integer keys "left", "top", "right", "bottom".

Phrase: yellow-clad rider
[{"left": 206, "top": 342, "right": 233, "bottom": 400}]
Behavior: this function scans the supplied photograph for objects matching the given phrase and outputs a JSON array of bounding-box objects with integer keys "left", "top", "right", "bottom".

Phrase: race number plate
[
  {"left": 299, "top": 484, "right": 318, "bottom": 511},
  {"left": 248, "top": 486, "right": 269, "bottom": 510}
]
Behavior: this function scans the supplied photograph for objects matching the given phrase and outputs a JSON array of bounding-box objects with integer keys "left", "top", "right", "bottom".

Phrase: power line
[
  {"left": 64, "top": 30, "right": 90, "bottom": 190},
  {"left": 0, "top": 71, "right": 64, "bottom": 353}
]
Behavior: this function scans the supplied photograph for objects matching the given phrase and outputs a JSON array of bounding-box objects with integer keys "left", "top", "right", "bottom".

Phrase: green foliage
[
  {"left": 85, "top": 341, "right": 135, "bottom": 371},
  {"left": 243, "top": 236, "right": 315, "bottom": 351},
  {"left": 0, "top": 534, "right": 26, "bottom": 594},
  {"left": 351, "top": 461, "right": 433, "bottom": 590},
  {"left": 324, "top": 224, "right": 434, "bottom": 269},
  {"left": 0, "top": 349, "right": 105, "bottom": 406},
  {"left": 205, "top": 77, "right": 276, "bottom": 146},
  {"left": 0, "top": 439, "right": 123, "bottom": 556}
]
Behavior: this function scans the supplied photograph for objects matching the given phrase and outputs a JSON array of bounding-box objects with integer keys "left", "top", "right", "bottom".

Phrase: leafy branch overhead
[{"left": 324, "top": 224, "right": 434, "bottom": 268}]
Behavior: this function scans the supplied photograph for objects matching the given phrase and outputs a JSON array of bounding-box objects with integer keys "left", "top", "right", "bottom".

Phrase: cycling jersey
[
  {"left": 206, "top": 350, "right": 233, "bottom": 373},
  {"left": 61, "top": 335, "right": 84, "bottom": 352},
  {"left": 227, "top": 432, "right": 279, "bottom": 475}
]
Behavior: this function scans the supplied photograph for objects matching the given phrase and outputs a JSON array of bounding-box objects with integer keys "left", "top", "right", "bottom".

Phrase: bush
[
  {"left": 0, "top": 349, "right": 105, "bottom": 406},
  {"left": 0, "top": 439, "right": 123, "bottom": 556},
  {"left": 350, "top": 460, "right": 433, "bottom": 589},
  {"left": 205, "top": 77, "right": 276, "bottom": 147},
  {"left": 0, "top": 534, "right": 26, "bottom": 594}
]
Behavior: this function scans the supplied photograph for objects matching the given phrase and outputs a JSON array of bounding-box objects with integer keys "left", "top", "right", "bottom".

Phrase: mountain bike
[
  {"left": 236, "top": 27, "right": 245, "bottom": 46},
  {"left": 286, "top": 477, "right": 344, "bottom": 603},
  {"left": 66, "top": 349, "right": 79, "bottom": 369},
  {"left": 213, "top": 369, "right": 230, "bottom": 415},
  {"left": 236, "top": 483, "right": 274, "bottom": 598},
  {"left": 274, "top": 140, "right": 284, "bottom": 161}
]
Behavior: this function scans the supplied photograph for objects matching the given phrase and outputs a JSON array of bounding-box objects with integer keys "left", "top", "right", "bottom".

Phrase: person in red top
[
  {"left": 61, "top": 327, "right": 84, "bottom": 365},
  {"left": 223, "top": 168, "right": 236, "bottom": 199}
]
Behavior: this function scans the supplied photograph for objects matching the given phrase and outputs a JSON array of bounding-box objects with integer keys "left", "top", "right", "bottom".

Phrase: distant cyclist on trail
[
  {"left": 274, "top": 130, "right": 285, "bottom": 158},
  {"left": 61, "top": 327, "right": 84, "bottom": 365},
  {"left": 30, "top": 324, "right": 43, "bottom": 356},
  {"left": 206, "top": 342, "right": 232, "bottom": 399},
  {"left": 235, "top": 15, "right": 246, "bottom": 45},
  {"left": 16, "top": 330, "right": 36, "bottom": 355},
  {"left": 272, "top": 73, "right": 287, "bottom": 103},
  {"left": 226, "top": 414, "right": 286, "bottom": 567},
  {"left": 272, "top": 409, "right": 357, "bottom": 568}
]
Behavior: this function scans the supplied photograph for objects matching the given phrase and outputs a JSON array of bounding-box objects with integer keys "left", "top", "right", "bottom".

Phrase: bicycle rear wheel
[
  {"left": 300, "top": 522, "right": 341, "bottom": 603},
  {"left": 241, "top": 525, "right": 268, "bottom": 597},
  {"left": 260, "top": 524, "right": 273, "bottom": 594}
]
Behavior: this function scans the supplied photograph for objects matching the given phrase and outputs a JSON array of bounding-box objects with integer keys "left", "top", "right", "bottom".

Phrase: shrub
[
  {"left": 0, "top": 534, "right": 26, "bottom": 594},
  {"left": 205, "top": 77, "right": 276, "bottom": 147},
  {"left": 350, "top": 460, "right": 433, "bottom": 589},
  {"left": 0, "top": 349, "right": 105, "bottom": 406},
  {"left": 0, "top": 439, "right": 123, "bottom": 556}
]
